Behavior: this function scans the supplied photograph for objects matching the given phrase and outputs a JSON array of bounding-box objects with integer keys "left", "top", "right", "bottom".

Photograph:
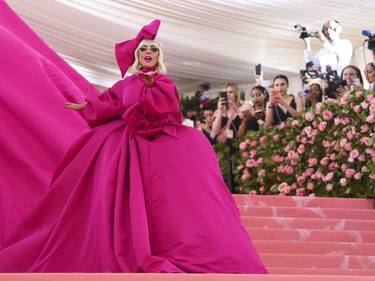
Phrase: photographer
[{"left": 302, "top": 20, "right": 353, "bottom": 76}]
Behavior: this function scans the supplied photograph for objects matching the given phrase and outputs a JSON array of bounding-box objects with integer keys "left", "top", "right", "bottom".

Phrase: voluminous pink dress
[{"left": 0, "top": 0, "right": 267, "bottom": 274}]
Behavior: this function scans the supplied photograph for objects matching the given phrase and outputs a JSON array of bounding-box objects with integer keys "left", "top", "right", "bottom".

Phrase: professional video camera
[
  {"left": 299, "top": 62, "right": 319, "bottom": 84},
  {"left": 294, "top": 24, "right": 318, "bottom": 39},
  {"left": 362, "top": 30, "right": 375, "bottom": 50},
  {"left": 319, "top": 67, "right": 345, "bottom": 98}
]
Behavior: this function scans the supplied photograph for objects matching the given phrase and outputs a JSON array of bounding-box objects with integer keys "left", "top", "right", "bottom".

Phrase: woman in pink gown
[{"left": 0, "top": 13, "right": 267, "bottom": 274}]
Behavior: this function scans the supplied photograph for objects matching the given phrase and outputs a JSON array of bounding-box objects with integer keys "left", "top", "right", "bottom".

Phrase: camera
[
  {"left": 319, "top": 68, "right": 345, "bottom": 98},
  {"left": 361, "top": 30, "right": 375, "bottom": 50},
  {"left": 300, "top": 62, "right": 319, "bottom": 84},
  {"left": 294, "top": 24, "right": 318, "bottom": 39}
]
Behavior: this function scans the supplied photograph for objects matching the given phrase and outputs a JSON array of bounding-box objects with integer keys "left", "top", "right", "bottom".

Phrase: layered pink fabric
[
  {"left": 0, "top": 0, "right": 90, "bottom": 243},
  {"left": 0, "top": 1, "right": 267, "bottom": 274}
]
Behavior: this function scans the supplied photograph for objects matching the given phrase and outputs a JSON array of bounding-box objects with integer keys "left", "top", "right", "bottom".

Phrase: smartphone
[
  {"left": 352, "top": 78, "right": 361, "bottom": 86},
  {"left": 255, "top": 63, "right": 262, "bottom": 75},
  {"left": 220, "top": 91, "right": 228, "bottom": 108},
  {"left": 254, "top": 110, "right": 264, "bottom": 120}
]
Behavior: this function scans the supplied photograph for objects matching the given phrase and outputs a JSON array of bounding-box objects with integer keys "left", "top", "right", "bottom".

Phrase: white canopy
[{"left": 6, "top": 0, "right": 375, "bottom": 94}]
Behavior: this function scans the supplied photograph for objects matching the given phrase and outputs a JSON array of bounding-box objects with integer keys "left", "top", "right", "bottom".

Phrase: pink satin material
[{"left": 0, "top": 1, "right": 267, "bottom": 274}]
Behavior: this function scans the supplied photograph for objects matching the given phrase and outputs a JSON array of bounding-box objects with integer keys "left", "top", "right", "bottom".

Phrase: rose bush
[{"left": 228, "top": 88, "right": 375, "bottom": 198}]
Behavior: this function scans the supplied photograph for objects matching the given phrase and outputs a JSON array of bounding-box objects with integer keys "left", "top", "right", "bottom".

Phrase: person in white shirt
[{"left": 303, "top": 20, "right": 353, "bottom": 76}]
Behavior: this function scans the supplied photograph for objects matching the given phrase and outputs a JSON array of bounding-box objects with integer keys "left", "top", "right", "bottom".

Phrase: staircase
[
  {"left": 0, "top": 195, "right": 374, "bottom": 281},
  {"left": 237, "top": 194, "right": 375, "bottom": 279}
]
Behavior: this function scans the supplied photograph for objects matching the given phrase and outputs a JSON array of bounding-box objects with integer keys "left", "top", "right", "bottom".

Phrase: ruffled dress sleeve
[{"left": 82, "top": 80, "right": 126, "bottom": 128}]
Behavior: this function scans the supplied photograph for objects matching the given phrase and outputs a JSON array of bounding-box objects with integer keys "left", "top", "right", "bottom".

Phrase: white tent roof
[{"left": 6, "top": 0, "right": 375, "bottom": 94}]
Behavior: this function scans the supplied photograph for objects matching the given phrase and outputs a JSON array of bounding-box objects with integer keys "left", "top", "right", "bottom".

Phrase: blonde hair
[
  {"left": 223, "top": 82, "right": 241, "bottom": 105},
  {"left": 129, "top": 39, "right": 167, "bottom": 74}
]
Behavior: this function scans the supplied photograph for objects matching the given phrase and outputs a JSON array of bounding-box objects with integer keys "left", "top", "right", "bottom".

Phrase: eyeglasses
[{"left": 138, "top": 46, "right": 159, "bottom": 53}]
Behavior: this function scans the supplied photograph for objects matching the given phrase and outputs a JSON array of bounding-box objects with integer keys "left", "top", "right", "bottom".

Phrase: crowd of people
[{"left": 191, "top": 19, "right": 375, "bottom": 192}]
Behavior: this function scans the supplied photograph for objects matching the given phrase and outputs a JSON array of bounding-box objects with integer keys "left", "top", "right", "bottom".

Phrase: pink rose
[
  {"left": 245, "top": 159, "right": 258, "bottom": 168},
  {"left": 355, "top": 91, "right": 363, "bottom": 98},
  {"left": 249, "top": 190, "right": 257, "bottom": 195},
  {"left": 278, "top": 182, "right": 288, "bottom": 193},
  {"left": 369, "top": 104, "right": 375, "bottom": 114},
  {"left": 307, "top": 183, "right": 314, "bottom": 190},
  {"left": 361, "top": 101, "right": 369, "bottom": 109},
  {"left": 297, "top": 176, "right": 306, "bottom": 184},
  {"left": 239, "top": 142, "right": 247, "bottom": 150},
  {"left": 237, "top": 165, "right": 244, "bottom": 170},
  {"left": 320, "top": 157, "right": 329, "bottom": 167},
  {"left": 358, "top": 154, "right": 366, "bottom": 162},
  {"left": 250, "top": 140, "right": 258, "bottom": 147},
  {"left": 345, "top": 168, "right": 356, "bottom": 179},
  {"left": 297, "top": 145, "right": 305, "bottom": 154},
  {"left": 296, "top": 188, "right": 306, "bottom": 196},
  {"left": 305, "top": 112, "right": 315, "bottom": 121},
  {"left": 241, "top": 173, "right": 252, "bottom": 181},
  {"left": 329, "top": 153, "right": 336, "bottom": 161},
  {"left": 349, "top": 149, "right": 359, "bottom": 159},
  {"left": 306, "top": 168, "right": 315, "bottom": 176},
  {"left": 341, "top": 164, "right": 348, "bottom": 171},
  {"left": 324, "top": 172, "right": 334, "bottom": 182},
  {"left": 319, "top": 121, "right": 327, "bottom": 132},
  {"left": 334, "top": 117, "right": 341, "bottom": 126},
  {"left": 273, "top": 134, "right": 280, "bottom": 142},
  {"left": 308, "top": 158, "right": 318, "bottom": 166},
  {"left": 258, "top": 169, "right": 266, "bottom": 177},
  {"left": 279, "top": 122, "right": 286, "bottom": 130},
  {"left": 256, "top": 157, "right": 264, "bottom": 164},
  {"left": 339, "top": 138, "right": 347, "bottom": 147},
  {"left": 285, "top": 166, "right": 294, "bottom": 175},
  {"left": 288, "top": 150, "right": 299, "bottom": 160},
  {"left": 344, "top": 143, "right": 352, "bottom": 152},
  {"left": 360, "top": 137, "right": 369, "bottom": 145},
  {"left": 366, "top": 114, "right": 375, "bottom": 123},
  {"left": 259, "top": 186, "right": 265, "bottom": 193},
  {"left": 340, "top": 178, "right": 347, "bottom": 186},
  {"left": 259, "top": 136, "right": 267, "bottom": 144},
  {"left": 250, "top": 150, "right": 257, "bottom": 157},
  {"left": 354, "top": 173, "right": 362, "bottom": 180},
  {"left": 326, "top": 184, "right": 334, "bottom": 191},
  {"left": 292, "top": 120, "right": 300, "bottom": 127},
  {"left": 353, "top": 105, "right": 361, "bottom": 113},
  {"left": 322, "top": 110, "right": 334, "bottom": 121},
  {"left": 361, "top": 124, "right": 369, "bottom": 133}
]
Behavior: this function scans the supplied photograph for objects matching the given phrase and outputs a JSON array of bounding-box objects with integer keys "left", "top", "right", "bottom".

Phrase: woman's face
[
  {"left": 308, "top": 84, "right": 322, "bottom": 103},
  {"left": 250, "top": 89, "right": 265, "bottom": 106},
  {"left": 273, "top": 78, "right": 288, "bottom": 95},
  {"left": 138, "top": 44, "right": 159, "bottom": 69},
  {"left": 364, "top": 64, "right": 375, "bottom": 84},
  {"left": 226, "top": 86, "right": 237, "bottom": 103},
  {"left": 341, "top": 67, "right": 358, "bottom": 85}
]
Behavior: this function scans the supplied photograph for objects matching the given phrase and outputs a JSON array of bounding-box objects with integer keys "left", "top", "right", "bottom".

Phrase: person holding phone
[
  {"left": 238, "top": 86, "right": 269, "bottom": 139},
  {"left": 265, "top": 74, "right": 303, "bottom": 127},
  {"left": 212, "top": 83, "right": 242, "bottom": 192},
  {"left": 332, "top": 65, "right": 363, "bottom": 98}
]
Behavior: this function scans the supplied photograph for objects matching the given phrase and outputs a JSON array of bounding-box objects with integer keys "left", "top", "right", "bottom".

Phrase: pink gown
[{"left": 0, "top": 0, "right": 267, "bottom": 274}]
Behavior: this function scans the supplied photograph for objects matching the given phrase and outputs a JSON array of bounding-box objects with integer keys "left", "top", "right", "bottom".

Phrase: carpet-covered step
[
  {"left": 1, "top": 273, "right": 375, "bottom": 281},
  {"left": 239, "top": 205, "right": 375, "bottom": 220},
  {"left": 247, "top": 228, "right": 375, "bottom": 243},
  {"left": 269, "top": 267, "right": 375, "bottom": 276},
  {"left": 234, "top": 195, "right": 375, "bottom": 209},
  {"left": 241, "top": 216, "right": 375, "bottom": 231},
  {"left": 253, "top": 240, "right": 375, "bottom": 255},
  {"left": 260, "top": 253, "right": 375, "bottom": 269}
]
